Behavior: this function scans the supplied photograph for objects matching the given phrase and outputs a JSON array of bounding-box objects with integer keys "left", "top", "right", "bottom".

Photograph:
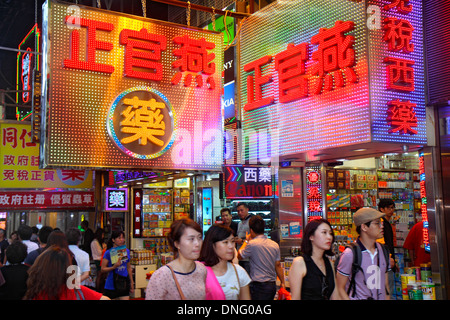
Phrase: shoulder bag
[{"left": 167, "top": 264, "right": 186, "bottom": 300}]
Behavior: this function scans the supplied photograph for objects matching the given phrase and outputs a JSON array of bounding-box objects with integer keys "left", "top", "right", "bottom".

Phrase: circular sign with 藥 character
[{"left": 107, "top": 86, "right": 177, "bottom": 159}]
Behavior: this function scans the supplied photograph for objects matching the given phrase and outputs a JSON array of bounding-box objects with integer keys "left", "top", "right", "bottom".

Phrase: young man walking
[
  {"left": 238, "top": 215, "right": 285, "bottom": 300},
  {"left": 336, "top": 207, "right": 391, "bottom": 300}
]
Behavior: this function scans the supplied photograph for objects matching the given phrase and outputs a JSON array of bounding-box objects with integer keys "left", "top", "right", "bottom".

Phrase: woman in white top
[{"left": 199, "top": 224, "right": 251, "bottom": 300}]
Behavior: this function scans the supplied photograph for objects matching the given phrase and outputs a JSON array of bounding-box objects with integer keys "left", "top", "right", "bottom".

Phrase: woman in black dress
[{"left": 289, "top": 219, "right": 339, "bottom": 300}]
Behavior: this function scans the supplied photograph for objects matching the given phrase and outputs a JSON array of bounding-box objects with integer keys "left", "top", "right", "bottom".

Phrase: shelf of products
[
  {"left": 141, "top": 189, "right": 172, "bottom": 238},
  {"left": 228, "top": 199, "right": 273, "bottom": 235},
  {"left": 174, "top": 188, "right": 191, "bottom": 220}
]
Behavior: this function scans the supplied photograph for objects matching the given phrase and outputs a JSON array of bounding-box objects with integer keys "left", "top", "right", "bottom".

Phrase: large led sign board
[
  {"left": 239, "top": 0, "right": 425, "bottom": 160},
  {"left": 40, "top": 0, "right": 223, "bottom": 170}
]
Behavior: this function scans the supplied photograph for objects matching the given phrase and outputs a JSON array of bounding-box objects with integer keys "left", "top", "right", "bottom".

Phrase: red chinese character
[
  {"left": 120, "top": 28, "right": 167, "bottom": 81},
  {"left": 3, "top": 127, "right": 17, "bottom": 148},
  {"left": 172, "top": 35, "right": 216, "bottom": 88},
  {"left": 383, "top": 18, "right": 414, "bottom": 53},
  {"left": 384, "top": 57, "right": 414, "bottom": 91},
  {"left": 310, "top": 20, "right": 357, "bottom": 94},
  {"left": 63, "top": 17, "right": 114, "bottom": 73},
  {"left": 3, "top": 155, "right": 15, "bottom": 166},
  {"left": 307, "top": 171, "right": 320, "bottom": 183},
  {"left": 387, "top": 99, "right": 418, "bottom": 134},
  {"left": 244, "top": 55, "right": 273, "bottom": 111},
  {"left": 309, "top": 200, "right": 322, "bottom": 212},
  {"left": 19, "top": 129, "right": 36, "bottom": 149},
  {"left": 3, "top": 170, "right": 14, "bottom": 180},
  {"left": 275, "top": 43, "right": 309, "bottom": 103},
  {"left": 307, "top": 186, "right": 322, "bottom": 200},
  {"left": 384, "top": 0, "right": 412, "bottom": 14},
  {"left": 60, "top": 170, "right": 86, "bottom": 182},
  {"left": 17, "top": 170, "right": 29, "bottom": 181}
]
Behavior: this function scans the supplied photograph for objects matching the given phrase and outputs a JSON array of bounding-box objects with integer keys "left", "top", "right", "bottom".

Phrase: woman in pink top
[{"left": 145, "top": 219, "right": 207, "bottom": 300}]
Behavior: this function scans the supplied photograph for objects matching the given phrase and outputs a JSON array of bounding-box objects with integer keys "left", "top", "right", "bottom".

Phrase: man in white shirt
[
  {"left": 66, "top": 227, "right": 91, "bottom": 287},
  {"left": 17, "top": 225, "right": 39, "bottom": 254}
]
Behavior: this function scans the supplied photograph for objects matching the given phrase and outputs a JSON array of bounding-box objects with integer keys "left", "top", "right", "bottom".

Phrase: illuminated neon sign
[
  {"left": 239, "top": 0, "right": 426, "bottom": 160},
  {"left": 105, "top": 187, "right": 128, "bottom": 211},
  {"left": 418, "top": 152, "right": 430, "bottom": 252},
  {"left": 306, "top": 166, "right": 323, "bottom": 221},
  {"left": 41, "top": 0, "right": 223, "bottom": 170},
  {"left": 223, "top": 165, "right": 273, "bottom": 198},
  {"left": 16, "top": 24, "right": 40, "bottom": 121}
]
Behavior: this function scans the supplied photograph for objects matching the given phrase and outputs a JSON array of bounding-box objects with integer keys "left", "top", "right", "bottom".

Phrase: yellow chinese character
[{"left": 120, "top": 96, "right": 166, "bottom": 146}]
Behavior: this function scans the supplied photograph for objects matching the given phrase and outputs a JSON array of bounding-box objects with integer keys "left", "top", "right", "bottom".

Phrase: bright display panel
[
  {"left": 40, "top": 0, "right": 223, "bottom": 170},
  {"left": 239, "top": 0, "right": 426, "bottom": 160}
]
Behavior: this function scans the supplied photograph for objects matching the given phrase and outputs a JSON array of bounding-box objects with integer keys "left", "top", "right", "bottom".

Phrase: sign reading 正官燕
[
  {"left": 40, "top": 0, "right": 223, "bottom": 171},
  {"left": 239, "top": 0, "right": 426, "bottom": 161}
]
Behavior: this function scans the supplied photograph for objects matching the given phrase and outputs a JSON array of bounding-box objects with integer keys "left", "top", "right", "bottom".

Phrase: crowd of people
[
  {"left": 0, "top": 201, "right": 430, "bottom": 301},
  {"left": 0, "top": 222, "right": 121, "bottom": 300}
]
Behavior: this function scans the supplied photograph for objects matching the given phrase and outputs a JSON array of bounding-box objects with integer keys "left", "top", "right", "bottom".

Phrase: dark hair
[
  {"left": 46, "top": 230, "right": 76, "bottom": 264},
  {"left": 6, "top": 240, "right": 28, "bottom": 264},
  {"left": 46, "top": 230, "right": 69, "bottom": 248},
  {"left": 25, "top": 245, "right": 73, "bottom": 300},
  {"left": 236, "top": 202, "right": 249, "bottom": 210},
  {"left": 18, "top": 224, "right": 33, "bottom": 241},
  {"left": 378, "top": 199, "right": 395, "bottom": 210},
  {"left": 38, "top": 226, "right": 54, "bottom": 244},
  {"left": 106, "top": 230, "right": 125, "bottom": 250},
  {"left": 220, "top": 208, "right": 231, "bottom": 215},
  {"left": 199, "top": 224, "right": 234, "bottom": 266},
  {"left": 355, "top": 220, "right": 374, "bottom": 235},
  {"left": 249, "top": 215, "right": 265, "bottom": 235},
  {"left": 301, "top": 219, "right": 335, "bottom": 257},
  {"left": 167, "top": 219, "right": 202, "bottom": 255},
  {"left": 65, "top": 227, "right": 81, "bottom": 245},
  {"left": 94, "top": 228, "right": 105, "bottom": 245}
]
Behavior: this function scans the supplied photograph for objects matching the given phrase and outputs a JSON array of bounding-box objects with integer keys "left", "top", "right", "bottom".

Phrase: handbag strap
[
  {"left": 75, "top": 288, "right": 85, "bottom": 300},
  {"left": 231, "top": 263, "right": 241, "bottom": 293},
  {"left": 166, "top": 264, "right": 186, "bottom": 300}
]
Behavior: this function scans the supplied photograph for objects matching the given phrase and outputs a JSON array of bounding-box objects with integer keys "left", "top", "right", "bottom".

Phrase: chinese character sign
[
  {"left": 224, "top": 165, "right": 273, "bottom": 198},
  {"left": 368, "top": 0, "right": 425, "bottom": 143},
  {"left": 239, "top": 0, "right": 426, "bottom": 161},
  {"left": 0, "top": 122, "right": 93, "bottom": 189},
  {"left": 105, "top": 188, "right": 128, "bottom": 211},
  {"left": 41, "top": 0, "right": 223, "bottom": 170},
  {"left": 0, "top": 191, "right": 94, "bottom": 209},
  {"left": 306, "top": 167, "right": 324, "bottom": 220}
]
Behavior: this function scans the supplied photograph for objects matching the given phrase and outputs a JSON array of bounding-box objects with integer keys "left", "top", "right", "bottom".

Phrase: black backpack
[{"left": 335, "top": 242, "right": 390, "bottom": 298}]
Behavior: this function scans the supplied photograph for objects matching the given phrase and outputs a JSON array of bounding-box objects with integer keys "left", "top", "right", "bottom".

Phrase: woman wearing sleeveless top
[{"left": 289, "top": 219, "right": 339, "bottom": 300}]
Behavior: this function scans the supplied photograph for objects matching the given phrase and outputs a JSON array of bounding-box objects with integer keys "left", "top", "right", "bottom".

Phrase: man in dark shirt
[
  {"left": 0, "top": 229, "right": 9, "bottom": 266},
  {"left": 378, "top": 199, "right": 396, "bottom": 297}
]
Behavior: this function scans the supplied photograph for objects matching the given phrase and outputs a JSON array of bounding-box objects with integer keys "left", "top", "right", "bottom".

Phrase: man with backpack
[{"left": 336, "top": 207, "right": 391, "bottom": 300}]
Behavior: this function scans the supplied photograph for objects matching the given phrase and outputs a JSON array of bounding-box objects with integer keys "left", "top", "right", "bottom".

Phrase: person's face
[
  {"left": 221, "top": 211, "right": 232, "bottom": 224},
  {"left": 112, "top": 233, "right": 125, "bottom": 247},
  {"left": 213, "top": 234, "right": 235, "bottom": 262},
  {"left": 380, "top": 205, "right": 395, "bottom": 219},
  {"left": 310, "top": 223, "right": 334, "bottom": 251},
  {"left": 365, "top": 218, "right": 384, "bottom": 239},
  {"left": 236, "top": 205, "right": 249, "bottom": 220},
  {"left": 175, "top": 227, "right": 203, "bottom": 261}
]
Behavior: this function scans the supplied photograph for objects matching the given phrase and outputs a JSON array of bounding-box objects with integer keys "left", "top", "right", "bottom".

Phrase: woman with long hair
[
  {"left": 101, "top": 230, "right": 134, "bottom": 300},
  {"left": 145, "top": 218, "right": 207, "bottom": 300},
  {"left": 288, "top": 219, "right": 339, "bottom": 300},
  {"left": 199, "top": 224, "right": 251, "bottom": 300},
  {"left": 24, "top": 245, "right": 109, "bottom": 300}
]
